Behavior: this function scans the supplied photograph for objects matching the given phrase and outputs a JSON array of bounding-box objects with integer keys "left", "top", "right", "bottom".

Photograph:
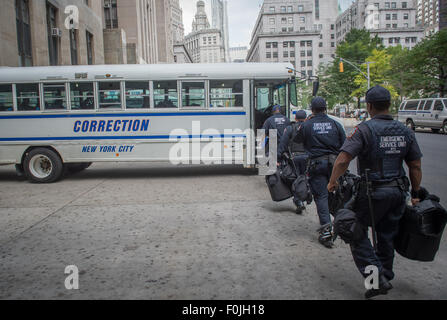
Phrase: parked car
[{"left": 398, "top": 98, "right": 447, "bottom": 134}]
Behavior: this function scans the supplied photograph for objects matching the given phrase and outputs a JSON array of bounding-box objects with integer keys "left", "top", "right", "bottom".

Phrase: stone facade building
[
  {"left": 336, "top": 0, "right": 425, "bottom": 49},
  {"left": 247, "top": 0, "right": 339, "bottom": 77},
  {"left": 1, "top": 0, "right": 104, "bottom": 67},
  {"left": 185, "top": 1, "right": 225, "bottom": 63}
]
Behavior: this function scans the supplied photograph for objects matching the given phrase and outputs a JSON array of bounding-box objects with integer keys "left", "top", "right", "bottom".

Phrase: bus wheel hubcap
[{"left": 29, "top": 155, "right": 52, "bottom": 179}]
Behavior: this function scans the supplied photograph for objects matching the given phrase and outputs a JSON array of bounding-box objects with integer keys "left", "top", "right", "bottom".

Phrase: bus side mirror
[{"left": 312, "top": 81, "right": 320, "bottom": 97}]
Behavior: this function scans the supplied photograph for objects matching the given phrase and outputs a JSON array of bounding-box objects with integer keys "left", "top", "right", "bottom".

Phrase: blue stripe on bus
[
  {"left": 0, "top": 134, "right": 247, "bottom": 142},
  {"left": 0, "top": 112, "right": 246, "bottom": 119}
]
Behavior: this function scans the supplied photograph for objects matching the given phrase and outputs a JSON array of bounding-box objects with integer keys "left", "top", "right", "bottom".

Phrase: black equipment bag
[
  {"left": 333, "top": 209, "right": 364, "bottom": 244},
  {"left": 266, "top": 170, "right": 293, "bottom": 202},
  {"left": 329, "top": 171, "right": 361, "bottom": 217},
  {"left": 292, "top": 174, "right": 313, "bottom": 203},
  {"left": 279, "top": 158, "right": 297, "bottom": 186},
  {"left": 395, "top": 196, "right": 447, "bottom": 262}
]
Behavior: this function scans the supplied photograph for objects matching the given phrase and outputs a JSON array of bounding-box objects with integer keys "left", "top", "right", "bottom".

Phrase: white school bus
[{"left": 0, "top": 63, "right": 300, "bottom": 183}]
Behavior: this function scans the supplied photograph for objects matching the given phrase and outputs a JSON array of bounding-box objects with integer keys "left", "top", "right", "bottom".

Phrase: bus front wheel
[{"left": 23, "top": 148, "right": 64, "bottom": 183}]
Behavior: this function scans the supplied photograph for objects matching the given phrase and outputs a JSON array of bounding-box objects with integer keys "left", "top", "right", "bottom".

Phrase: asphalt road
[{"left": 0, "top": 130, "right": 446, "bottom": 300}]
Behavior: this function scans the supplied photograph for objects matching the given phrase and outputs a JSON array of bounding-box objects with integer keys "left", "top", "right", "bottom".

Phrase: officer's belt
[
  {"left": 361, "top": 177, "right": 410, "bottom": 191},
  {"left": 310, "top": 154, "right": 338, "bottom": 163}
]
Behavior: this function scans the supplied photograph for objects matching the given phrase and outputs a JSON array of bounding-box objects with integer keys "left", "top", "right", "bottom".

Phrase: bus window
[
  {"left": 0, "top": 84, "right": 13, "bottom": 112},
  {"left": 70, "top": 82, "right": 95, "bottom": 110},
  {"left": 256, "top": 88, "right": 270, "bottom": 111},
  {"left": 273, "top": 85, "right": 286, "bottom": 108},
  {"left": 98, "top": 82, "right": 121, "bottom": 109},
  {"left": 181, "top": 82, "right": 205, "bottom": 108},
  {"left": 209, "top": 80, "right": 243, "bottom": 108},
  {"left": 43, "top": 83, "right": 67, "bottom": 110},
  {"left": 125, "top": 81, "right": 150, "bottom": 109},
  {"left": 16, "top": 83, "right": 40, "bottom": 111},
  {"left": 154, "top": 81, "right": 178, "bottom": 108}
]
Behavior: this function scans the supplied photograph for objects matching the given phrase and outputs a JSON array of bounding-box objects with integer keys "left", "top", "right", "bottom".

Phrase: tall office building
[
  {"left": 0, "top": 0, "right": 104, "bottom": 67},
  {"left": 171, "top": 0, "right": 185, "bottom": 42},
  {"left": 211, "top": 0, "right": 230, "bottom": 62},
  {"left": 185, "top": 1, "right": 225, "bottom": 63},
  {"left": 247, "top": 0, "right": 339, "bottom": 76},
  {"left": 336, "top": 1, "right": 424, "bottom": 49},
  {"left": 417, "top": 0, "right": 441, "bottom": 35}
]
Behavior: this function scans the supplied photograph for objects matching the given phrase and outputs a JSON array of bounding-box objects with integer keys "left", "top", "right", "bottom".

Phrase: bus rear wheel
[{"left": 23, "top": 148, "right": 64, "bottom": 183}]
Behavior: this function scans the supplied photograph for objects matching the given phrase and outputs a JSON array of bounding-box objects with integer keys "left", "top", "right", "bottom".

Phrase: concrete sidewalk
[{"left": 0, "top": 163, "right": 446, "bottom": 300}]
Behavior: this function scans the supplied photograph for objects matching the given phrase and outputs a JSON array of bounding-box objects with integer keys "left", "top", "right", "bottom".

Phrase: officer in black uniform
[
  {"left": 293, "top": 97, "right": 346, "bottom": 248},
  {"left": 262, "top": 105, "right": 291, "bottom": 147},
  {"left": 278, "top": 110, "right": 309, "bottom": 214},
  {"left": 328, "top": 85, "right": 424, "bottom": 299}
]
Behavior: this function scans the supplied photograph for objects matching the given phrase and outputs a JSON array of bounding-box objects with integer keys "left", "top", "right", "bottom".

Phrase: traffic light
[{"left": 339, "top": 61, "right": 344, "bottom": 73}]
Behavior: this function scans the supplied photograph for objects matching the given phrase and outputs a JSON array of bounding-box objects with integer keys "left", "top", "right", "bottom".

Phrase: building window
[
  {"left": 306, "top": 40, "right": 312, "bottom": 46},
  {"left": 288, "top": 17, "right": 293, "bottom": 24},
  {"left": 402, "top": 2, "right": 407, "bottom": 9},
  {"left": 15, "top": 0, "right": 33, "bottom": 66},
  {"left": 70, "top": 29, "right": 78, "bottom": 65},
  {"left": 281, "top": 6, "right": 286, "bottom": 13},
  {"left": 266, "top": 52, "right": 271, "bottom": 58},
  {"left": 272, "top": 42, "right": 278, "bottom": 48},
  {"left": 298, "top": 5, "right": 304, "bottom": 12},
  {"left": 46, "top": 2, "right": 59, "bottom": 66},
  {"left": 86, "top": 31, "right": 94, "bottom": 65},
  {"left": 287, "top": 6, "right": 293, "bottom": 13},
  {"left": 392, "top": 14, "right": 398, "bottom": 20},
  {"left": 404, "top": 13, "right": 409, "bottom": 20},
  {"left": 300, "top": 17, "right": 305, "bottom": 23},
  {"left": 385, "top": 2, "right": 390, "bottom": 9},
  {"left": 290, "top": 51, "right": 295, "bottom": 57},
  {"left": 307, "top": 50, "right": 312, "bottom": 57},
  {"left": 315, "top": 0, "right": 320, "bottom": 19},
  {"left": 266, "top": 42, "right": 271, "bottom": 49},
  {"left": 269, "top": 6, "right": 275, "bottom": 13},
  {"left": 269, "top": 18, "right": 275, "bottom": 25},
  {"left": 104, "top": 0, "right": 118, "bottom": 29},
  {"left": 283, "top": 51, "right": 289, "bottom": 58},
  {"left": 391, "top": 2, "right": 396, "bottom": 9},
  {"left": 281, "top": 17, "right": 287, "bottom": 24},
  {"left": 386, "top": 14, "right": 391, "bottom": 20},
  {"left": 273, "top": 52, "right": 278, "bottom": 58},
  {"left": 283, "top": 42, "right": 289, "bottom": 48}
]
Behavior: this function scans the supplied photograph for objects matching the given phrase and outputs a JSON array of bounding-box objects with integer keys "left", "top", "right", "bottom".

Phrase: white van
[{"left": 398, "top": 98, "right": 447, "bottom": 134}]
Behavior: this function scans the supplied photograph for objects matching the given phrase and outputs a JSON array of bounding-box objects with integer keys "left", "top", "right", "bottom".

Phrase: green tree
[
  {"left": 318, "top": 29, "right": 383, "bottom": 109},
  {"left": 351, "top": 49, "right": 398, "bottom": 99},
  {"left": 406, "top": 29, "right": 447, "bottom": 97}
]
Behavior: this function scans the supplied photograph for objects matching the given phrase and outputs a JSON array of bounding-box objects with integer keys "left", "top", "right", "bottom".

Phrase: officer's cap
[
  {"left": 295, "top": 110, "right": 307, "bottom": 120},
  {"left": 310, "top": 97, "right": 327, "bottom": 110},
  {"left": 365, "top": 85, "right": 391, "bottom": 103}
]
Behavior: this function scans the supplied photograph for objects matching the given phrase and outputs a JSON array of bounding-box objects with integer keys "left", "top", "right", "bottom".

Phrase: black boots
[
  {"left": 365, "top": 275, "right": 393, "bottom": 299},
  {"left": 318, "top": 224, "right": 334, "bottom": 248}
]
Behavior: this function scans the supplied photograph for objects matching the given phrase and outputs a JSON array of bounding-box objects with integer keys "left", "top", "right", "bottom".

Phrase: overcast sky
[{"left": 179, "top": 1, "right": 353, "bottom": 48}]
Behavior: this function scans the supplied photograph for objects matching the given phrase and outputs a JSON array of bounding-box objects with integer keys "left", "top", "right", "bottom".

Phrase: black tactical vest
[
  {"left": 358, "top": 118, "right": 412, "bottom": 182},
  {"left": 303, "top": 114, "right": 343, "bottom": 158},
  {"left": 290, "top": 123, "right": 305, "bottom": 154}
]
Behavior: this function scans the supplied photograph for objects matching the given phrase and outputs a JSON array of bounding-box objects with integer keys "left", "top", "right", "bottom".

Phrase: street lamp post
[{"left": 340, "top": 58, "right": 376, "bottom": 89}]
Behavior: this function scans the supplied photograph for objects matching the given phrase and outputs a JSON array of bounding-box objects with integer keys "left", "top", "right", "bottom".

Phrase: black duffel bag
[
  {"left": 395, "top": 195, "right": 447, "bottom": 262},
  {"left": 292, "top": 174, "right": 313, "bottom": 204},
  {"left": 279, "top": 157, "right": 297, "bottom": 187},
  {"left": 329, "top": 171, "right": 361, "bottom": 217},
  {"left": 266, "top": 170, "right": 293, "bottom": 202}
]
